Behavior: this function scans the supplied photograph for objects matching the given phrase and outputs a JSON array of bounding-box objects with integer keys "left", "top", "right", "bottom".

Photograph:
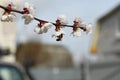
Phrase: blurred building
[
  {"left": 15, "top": 42, "right": 73, "bottom": 68},
  {"left": 88, "top": 4, "right": 120, "bottom": 80},
  {"left": 0, "top": 0, "right": 21, "bottom": 53},
  {"left": 90, "top": 4, "right": 120, "bottom": 60}
]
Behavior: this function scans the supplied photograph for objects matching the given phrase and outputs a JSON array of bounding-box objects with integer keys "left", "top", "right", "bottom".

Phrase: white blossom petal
[
  {"left": 1, "top": 13, "right": 16, "bottom": 22},
  {"left": 10, "top": 2, "right": 17, "bottom": 9},
  {"left": 86, "top": 23, "right": 92, "bottom": 35},
  {"left": 8, "top": 14, "right": 16, "bottom": 22},
  {"left": 24, "top": 2, "right": 30, "bottom": 8},
  {"left": 34, "top": 23, "right": 52, "bottom": 34},
  {"left": 74, "top": 17, "right": 82, "bottom": 23},
  {"left": 42, "top": 23, "right": 52, "bottom": 33},
  {"left": 24, "top": 2, "right": 35, "bottom": 15},
  {"left": 1, "top": 15, "right": 8, "bottom": 22},
  {"left": 24, "top": 20, "right": 31, "bottom": 24},
  {"left": 57, "top": 15, "right": 68, "bottom": 25},
  {"left": 71, "top": 31, "right": 82, "bottom": 37},
  {"left": 52, "top": 30, "right": 65, "bottom": 37},
  {"left": 34, "top": 26, "right": 42, "bottom": 34},
  {"left": 29, "top": 5, "right": 35, "bottom": 15},
  {"left": 22, "top": 14, "right": 34, "bottom": 24}
]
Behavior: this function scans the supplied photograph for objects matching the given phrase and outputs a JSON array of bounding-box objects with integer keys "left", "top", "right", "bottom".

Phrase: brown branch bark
[{"left": 0, "top": 5, "right": 86, "bottom": 31}]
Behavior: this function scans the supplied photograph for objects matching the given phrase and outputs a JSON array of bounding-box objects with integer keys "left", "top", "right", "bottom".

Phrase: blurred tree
[{"left": 15, "top": 42, "right": 73, "bottom": 68}]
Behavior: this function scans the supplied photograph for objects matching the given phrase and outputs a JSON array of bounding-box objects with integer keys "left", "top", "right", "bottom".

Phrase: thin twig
[{"left": 0, "top": 5, "right": 86, "bottom": 31}]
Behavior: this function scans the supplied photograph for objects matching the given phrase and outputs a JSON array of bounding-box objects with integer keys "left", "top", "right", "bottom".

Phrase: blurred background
[{"left": 0, "top": 0, "right": 120, "bottom": 80}]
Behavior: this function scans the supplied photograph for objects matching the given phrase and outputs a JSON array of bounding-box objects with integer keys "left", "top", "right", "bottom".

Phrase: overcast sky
[{"left": 17, "top": 0, "right": 120, "bottom": 61}]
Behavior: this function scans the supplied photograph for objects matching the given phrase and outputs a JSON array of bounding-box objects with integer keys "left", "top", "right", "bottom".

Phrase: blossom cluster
[
  {"left": 0, "top": 2, "right": 92, "bottom": 41},
  {"left": 1, "top": 3, "right": 16, "bottom": 22}
]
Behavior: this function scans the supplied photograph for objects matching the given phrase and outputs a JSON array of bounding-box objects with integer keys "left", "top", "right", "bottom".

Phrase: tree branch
[{"left": 0, "top": 4, "right": 86, "bottom": 31}]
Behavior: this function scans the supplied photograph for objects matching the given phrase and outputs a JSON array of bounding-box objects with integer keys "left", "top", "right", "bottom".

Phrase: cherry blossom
[
  {"left": 22, "top": 2, "right": 35, "bottom": 24},
  {"left": 71, "top": 31, "right": 82, "bottom": 37},
  {"left": 22, "top": 14, "right": 34, "bottom": 24},
  {"left": 34, "top": 21, "right": 52, "bottom": 34},
  {"left": 52, "top": 30, "right": 65, "bottom": 41},
  {"left": 0, "top": 3, "right": 93, "bottom": 41},
  {"left": 57, "top": 15, "right": 68, "bottom": 26},
  {"left": 71, "top": 17, "right": 82, "bottom": 37},
  {"left": 51, "top": 15, "right": 68, "bottom": 41},
  {"left": 1, "top": 3, "right": 16, "bottom": 22},
  {"left": 86, "top": 23, "right": 92, "bottom": 35}
]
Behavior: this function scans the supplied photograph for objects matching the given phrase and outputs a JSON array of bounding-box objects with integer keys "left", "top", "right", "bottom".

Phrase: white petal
[
  {"left": 43, "top": 27, "right": 48, "bottom": 33},
  {"left": 28, "top": 14, "right": 34, "bottom": 19},
  {"left": 57, "top": 15, "right": 68, "bottom": 25},
  {"left": 6, "top": 16, "right": 10, "bottom": 22},
  {"left": 44, "top": 23, "right": 52, "bottom": 29},
  {"left": 1, "top": 15, "right": 8, "bottom": 21},
  {"left": 59, "top": 30, "right": 65, "bottom": 35},
  {"left": 29, "top": 5, "right": 36, "bottom": 15},
  {"left": 86, "top": 23, "right": 92, "bottom": 35},
  {"left": 24, "top": 2, "right": 30, "bottom": 8},
  {"left": 40, "top": 23, "right": 52, "bottom": 33},
  {"left": 52, "top": 31, "right": 61, "bottom": 37},
  {"left": 42, "top": 26, "right": 49, "bottom": 33},
  {"left": 57, "top": 15, "right": 66, "bottom": 20},
  {"left": 71, "top": 31, "right": 82, "bottom": 37},
  {"left": 40, "top": 26, "right": 46, "bottom": 33},
  {"left": 22, "top": 14, "right": 34, "bottom": 24},
  {"left": 24, "top": 19, "right": 31, "bottom": 24},
  {"left": 52, "top": 30, "right": 65, "bottom": 37},
  {"left": 22, "top": 14, "right": 26, "bottom": 19},
  {"left": 23, "top": 14, "right": 34, "bottom": 20},
  {"left": 34, "top": 26, "right": 43, "bottom": 34},
  {"left": 34, "top": 23, "right": 52, "bottom": 34},
  {"left": 8, "top": 14, "right": 16, "bottom": 22},
  {"left": 74, "top": 17, "right": 82, "bottom": 23},
  {"left": 24, "top": 2, "right": 35, "bottom": 15},
  {"left": 10, "top": 2, "right": 17, "bottom": 9}
]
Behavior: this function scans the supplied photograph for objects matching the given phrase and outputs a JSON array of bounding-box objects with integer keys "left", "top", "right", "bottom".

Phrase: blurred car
[
  {"left": 0, "top": 62, "right": 31, "bottom": 80},
  {"left": 0, "top": 49, "right": 33, "bottom": 80}
]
